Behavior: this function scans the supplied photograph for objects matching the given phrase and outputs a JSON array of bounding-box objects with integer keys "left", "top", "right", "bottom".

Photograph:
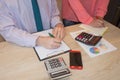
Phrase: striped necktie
[{"left": 31, "top": 0, "right": 43, "bottom": 31}]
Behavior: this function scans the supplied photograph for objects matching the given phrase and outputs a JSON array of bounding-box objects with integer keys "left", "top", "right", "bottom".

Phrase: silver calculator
[{"left": 44, "top": 57, "right": 71, "bottom": 80}]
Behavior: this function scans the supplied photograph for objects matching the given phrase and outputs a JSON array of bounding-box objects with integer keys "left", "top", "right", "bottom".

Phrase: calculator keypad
[
  {"left": 45, "top": 57, "right": 67, "bottom": 71},
  {"left": 44, "top": 57, "right": 71, "bottom": 80},
  {"left": 75, "top": 32, "right": 102, "bottom": 46},
  {"left": 49, "top": 58, "right": 62, "bottom": 69}
]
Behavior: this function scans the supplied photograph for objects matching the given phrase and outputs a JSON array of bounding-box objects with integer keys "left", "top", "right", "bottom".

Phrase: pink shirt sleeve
[
  {"left": 68, "top": 0, "right": 93, "bottom": 24},
  {"left": 95, "top": 0, "right": 110, "bottom": 17}
]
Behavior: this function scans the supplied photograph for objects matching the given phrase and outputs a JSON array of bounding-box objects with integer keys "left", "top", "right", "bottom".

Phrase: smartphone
[{"left": 69, "top": 50, "right": 83, "bottom": 70}]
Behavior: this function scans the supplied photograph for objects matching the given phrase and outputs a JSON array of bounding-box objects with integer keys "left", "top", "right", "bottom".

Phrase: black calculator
[
  {"left": 75, "top": 32, "right": 102, "bottom": 46},
  {"left": 44, "top": 57, "right": 71, "bottom": 80}
]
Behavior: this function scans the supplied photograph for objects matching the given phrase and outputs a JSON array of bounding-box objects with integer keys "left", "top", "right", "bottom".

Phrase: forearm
[
  {"left": 51, "top": 0, "right": 62, "bottom": 28},
  {"left": 68, "top": 0, "right": 93, "bottom": 24},
  {"left": 0, "top": 25, "right": 38, "bottom": 47},
  {"left": 95, "top": 0, "right": 110, "bottom": 17}
]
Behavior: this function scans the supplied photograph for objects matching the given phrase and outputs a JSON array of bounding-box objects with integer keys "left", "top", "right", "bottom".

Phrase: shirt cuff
[
  {"left": 96, "top": 9, "right": 106, "bottom": 18},
  {"left": 96, "top": 12, "right": 106, "bottom": 18},
  {"left": 51, "top": 16, "right": 62, "bottom": 28}
]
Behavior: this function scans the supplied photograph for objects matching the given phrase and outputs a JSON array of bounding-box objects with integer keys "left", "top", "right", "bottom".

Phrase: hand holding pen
[
  {"left": 36, "top": 23, "right": 65, "bottom": 49},
  {"left": 36, "top": 35, "right": 61, "bottom": 49},
  {"left": 52, "top": 23, "right": 66, "bottom": 40},
  {"left": 48, "top": 33, "right": 62, "bottom": 44}
]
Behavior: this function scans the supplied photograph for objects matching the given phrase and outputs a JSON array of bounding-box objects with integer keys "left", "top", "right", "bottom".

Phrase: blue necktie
[{"left": 31, "top": 0, "right": 43, "bottom": 31}]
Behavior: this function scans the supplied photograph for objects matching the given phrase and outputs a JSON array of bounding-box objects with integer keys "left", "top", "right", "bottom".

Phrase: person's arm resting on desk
[
  {"left": 50, "top": 1, "right": 65, "bottom": 40},
  {"left": 36, "top": 23, "right": 65, "bottom": 49},
  {"left": 68, "top": 0, "right": 109, "bottom": 27},
  {"left": 89, "top": 0, "right": 110, "bottom": 27},
  {"left": 0, "top": 0, "right": 65, "bottom": 49},
  {"left": 36, "top": 1, "right": 65, "bottom": 49}
]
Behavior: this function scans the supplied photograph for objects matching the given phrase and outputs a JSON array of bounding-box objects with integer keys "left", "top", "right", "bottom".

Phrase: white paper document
[
  {"left": 70, "top": 30, "right": 117, "bottom": 57},
  {"left": 33, "top": 29, "right": 70, "bottom": 60},
  {"left": 79, "top": 24, "right": 108, "bottom": 36}
]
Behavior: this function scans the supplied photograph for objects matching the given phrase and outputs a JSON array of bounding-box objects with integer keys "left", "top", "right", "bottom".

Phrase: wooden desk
[{"left": 0, "top": 21, "right": 120, "bottom": 80}]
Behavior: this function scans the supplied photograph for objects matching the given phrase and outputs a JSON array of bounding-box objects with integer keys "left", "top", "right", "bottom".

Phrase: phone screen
[{"left": 69, "top": 50, "right": 83, "bottom": 70}]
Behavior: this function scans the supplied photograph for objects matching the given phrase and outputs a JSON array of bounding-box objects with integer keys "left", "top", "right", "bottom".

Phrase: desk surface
[{"left": 0, "top": 21, "right": 120, "bottom": 80}]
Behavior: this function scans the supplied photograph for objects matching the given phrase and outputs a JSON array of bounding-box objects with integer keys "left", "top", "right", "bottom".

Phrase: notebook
[
  {"left": 33, "top": 29, "right": 70, "bottom": 61},
  {"left": 79, "top": 24, "right": 108, "bottom": 36}
]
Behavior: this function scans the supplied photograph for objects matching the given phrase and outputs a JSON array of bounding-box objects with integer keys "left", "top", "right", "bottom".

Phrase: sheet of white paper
[
  {"left": 79, "top": 24, "right": 108, "bottom": 36},
  {"left": 33, "top": 29, "right": 70, "bottom": 60},
  {"left": 70, "top": 30, "right": 117, "bottom": 57}
]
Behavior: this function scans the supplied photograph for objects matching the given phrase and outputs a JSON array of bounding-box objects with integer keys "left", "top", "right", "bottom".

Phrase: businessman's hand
[
  {"left": 52, "top": 23, "right": 66, "bottom": 40},
  {"left": 36, "top": 36, "right": 61, "bottom": 49},
  {"left": 89, "top": 17, "right": 105, "bottom": 28}
]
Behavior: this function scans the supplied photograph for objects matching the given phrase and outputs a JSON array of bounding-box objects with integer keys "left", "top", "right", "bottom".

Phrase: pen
[
  {"left": 48, "top": 33, "right": 61, "bottom": 44},
  {"left": 48, "top": 33, "right": 55, "bottom": 38}
]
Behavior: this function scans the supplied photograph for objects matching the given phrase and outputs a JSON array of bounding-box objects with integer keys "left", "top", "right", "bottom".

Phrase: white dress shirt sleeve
[
  {"left": 0, "top": 1, "right": 39, "bottom": 47},
  {"left": 50, "top": 0, "right": 62, "bottom": 28},
  {"left": 0, "top": 15, "right": 39, "bottom": 47}
]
